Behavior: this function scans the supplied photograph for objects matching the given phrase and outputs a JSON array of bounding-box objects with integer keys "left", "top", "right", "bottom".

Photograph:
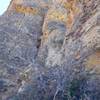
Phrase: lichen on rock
[{"left": 0, "top": 0, "right": 100, "bottom": 100}]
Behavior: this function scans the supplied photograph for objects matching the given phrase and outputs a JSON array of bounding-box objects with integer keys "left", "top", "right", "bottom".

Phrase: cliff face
[{"left": 0, "top": 0, "right": 100, "bottom": 100}]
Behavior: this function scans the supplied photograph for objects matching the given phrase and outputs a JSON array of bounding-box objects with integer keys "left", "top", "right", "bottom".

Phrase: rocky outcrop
[{"left": 0, "top": 0, "right": 100, "bottom": 100}]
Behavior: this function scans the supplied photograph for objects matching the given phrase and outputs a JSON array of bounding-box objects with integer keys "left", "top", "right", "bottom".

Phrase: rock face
[{"left": 0, "top": 0, "right": 100, "bottom": 100}]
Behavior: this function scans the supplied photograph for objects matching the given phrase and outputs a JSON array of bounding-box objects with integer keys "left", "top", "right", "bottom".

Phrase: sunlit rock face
[{"left": 0, "top": 0, "right": 100, "bottom": 100}]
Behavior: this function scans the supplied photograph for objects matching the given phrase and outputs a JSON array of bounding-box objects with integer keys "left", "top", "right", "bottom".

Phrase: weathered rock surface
[{"left": 0, "top": 0, "right": 100, "bottom": 100}]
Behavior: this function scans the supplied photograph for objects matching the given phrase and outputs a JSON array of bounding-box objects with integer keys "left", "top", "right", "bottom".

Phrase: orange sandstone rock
[{"left": 15, "top": 4, "right": 38, "bottom": 15}]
